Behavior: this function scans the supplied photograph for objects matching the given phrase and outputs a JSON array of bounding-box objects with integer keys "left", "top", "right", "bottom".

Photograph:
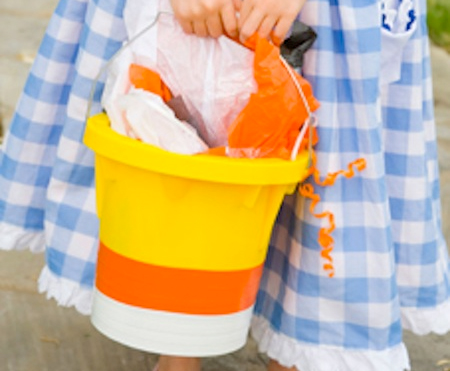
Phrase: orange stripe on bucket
[{"left": 96, "top": 242, "right": 264, "bottom": 315}]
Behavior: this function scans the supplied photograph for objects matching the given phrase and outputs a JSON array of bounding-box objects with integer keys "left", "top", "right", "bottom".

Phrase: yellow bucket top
[{"left": 84, "top": 113, "right": 310, "bottom": 185}]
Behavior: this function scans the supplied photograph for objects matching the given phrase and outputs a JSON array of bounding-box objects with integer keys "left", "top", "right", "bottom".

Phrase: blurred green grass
[{"left": 428, "top": 0, "right": 450, "bottom": 52}]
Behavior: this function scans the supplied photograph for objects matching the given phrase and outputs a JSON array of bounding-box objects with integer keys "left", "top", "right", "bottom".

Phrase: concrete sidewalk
[{"left": 1, "top": 1, "right": 450, "bottom": 370}]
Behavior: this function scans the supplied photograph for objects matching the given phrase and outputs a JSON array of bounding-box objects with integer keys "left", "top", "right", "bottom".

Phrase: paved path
[{"left": 1, "top": 1, "right": 450, "bottom": 370}]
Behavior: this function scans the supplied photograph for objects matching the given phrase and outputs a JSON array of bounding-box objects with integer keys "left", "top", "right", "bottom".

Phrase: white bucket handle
[
  {"left": 279, "top": 57, "right": 316, "bottom": 162},
  {"left": 86, "top": 12, "right": 171, "bottom": 122}
]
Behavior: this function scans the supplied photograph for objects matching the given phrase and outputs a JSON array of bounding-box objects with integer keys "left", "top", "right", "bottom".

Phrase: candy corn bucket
[{"left": 84, "top": 113, "right": 310, "bottom": 356}]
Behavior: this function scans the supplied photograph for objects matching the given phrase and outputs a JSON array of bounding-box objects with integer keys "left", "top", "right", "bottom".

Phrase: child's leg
[
  {"left": 268, "top": 359, "right": 298, "bottom": 371},
  {"left": 158, "top": 356, "right": 201, "bottom": 371}
]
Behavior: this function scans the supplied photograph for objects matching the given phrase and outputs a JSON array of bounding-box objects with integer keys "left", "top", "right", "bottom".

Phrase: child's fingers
[
  {"left": 170, "top": 0, "right": 240, "bottom": 38},
  {"left": 206, "top": 14, "right": 224, "bottom": 38},
  {"left": 193, "top": 20, "right": 208, "bottom": 37},
  {"left": 256, "top": 15, "right": 278, "bottom": 40},
  {"left": 233, "top": 0, "right": 242, "bottom": 11},
  {"left": 236, "top": 0, "right": 307, "bottom": 44},
  {"left": 178, "top": 19, "right": 194, "bottom": 34},
  {"left": 237, "top": 0, "right": 253, "bottom": 30},
  {"left": 220, "top": 3, "right": 239, "bottom": 37},
  {"left": 239, "top": 7, "right": 265, "bottom": 43},
  {"left": 272, "top": 15, "right": 296, "bottom": 45}
]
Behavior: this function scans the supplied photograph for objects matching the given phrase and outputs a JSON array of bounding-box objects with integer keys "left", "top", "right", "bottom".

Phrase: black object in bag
[{"left": 281, "top": 20, "right": 317, "bottom": 69}]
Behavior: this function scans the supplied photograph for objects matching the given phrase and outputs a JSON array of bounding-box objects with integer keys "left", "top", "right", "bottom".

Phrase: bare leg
[
  {"left": 157, "top": 356, "right": 201, "bottom": 371},
  {"left": 268, "top": 359, "right": 298, "bottom": 371}
]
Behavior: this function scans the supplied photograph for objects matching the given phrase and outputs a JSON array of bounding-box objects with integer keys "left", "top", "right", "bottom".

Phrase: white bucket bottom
[{"left": 91, "top": 290, "right": 254, "bottom": 356}]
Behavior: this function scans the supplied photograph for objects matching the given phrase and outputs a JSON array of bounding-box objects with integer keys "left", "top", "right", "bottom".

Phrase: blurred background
[{"left": 428, "top": 0, "right": 450, "bottom": 53}]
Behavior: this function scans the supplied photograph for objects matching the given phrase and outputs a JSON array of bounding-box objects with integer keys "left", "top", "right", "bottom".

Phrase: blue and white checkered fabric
[
  {"left": 0, "top": 0, "right": 449, "bottom": 369},
  {"left": 0, "top": 0, "right": 127, "bottom": 311}
]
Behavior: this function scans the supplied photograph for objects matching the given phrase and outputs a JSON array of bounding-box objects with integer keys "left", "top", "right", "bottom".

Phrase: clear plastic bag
[{"left": 103, "top": 0, "right": 256, "bottom": 148}]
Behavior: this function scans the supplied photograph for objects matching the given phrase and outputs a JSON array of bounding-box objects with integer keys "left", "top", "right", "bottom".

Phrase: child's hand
[
  {"left": 170, "top": 0, "right": 240, "bottom": 38},
  {"left": 238, "top": 0, "right": 307, "bottom": 45}
]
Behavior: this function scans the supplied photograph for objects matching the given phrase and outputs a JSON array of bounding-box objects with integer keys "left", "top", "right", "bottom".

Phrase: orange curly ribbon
[{"left": 299, "top": 152, "right": 367, "bottom": 278}]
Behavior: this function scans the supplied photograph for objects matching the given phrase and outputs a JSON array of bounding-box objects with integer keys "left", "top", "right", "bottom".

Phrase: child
[{"left": 0, "top": 0, "right": 449, "bottom": 371}]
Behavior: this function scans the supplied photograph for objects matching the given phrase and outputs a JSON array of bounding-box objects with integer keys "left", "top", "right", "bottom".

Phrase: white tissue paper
[{"left": 118, "top": 88, "right": 209, "bottom": 154}]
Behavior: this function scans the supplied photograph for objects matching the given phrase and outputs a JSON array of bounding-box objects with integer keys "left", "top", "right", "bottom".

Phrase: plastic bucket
[{"left": 84, "top": 113, "right": 310, "bottom": 356}]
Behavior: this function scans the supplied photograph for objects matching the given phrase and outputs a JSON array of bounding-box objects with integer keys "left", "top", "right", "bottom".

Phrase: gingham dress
[{"left": 0, "top": 0, "right": 449, "bottom": 370}]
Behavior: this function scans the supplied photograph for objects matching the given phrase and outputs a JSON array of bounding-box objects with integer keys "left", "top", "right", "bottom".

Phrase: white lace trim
[
  {"left": 401, "top": 299, "right": 450, "bottom": 336},
  {"left": 251, "top": 316, "right": 410, "bottom": 371},
  {"left": 38, "top": 266, "right": 93, "bottom": 316},
  {"left": 0, "top": 222, "right": 45, "bottom": 253}
]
